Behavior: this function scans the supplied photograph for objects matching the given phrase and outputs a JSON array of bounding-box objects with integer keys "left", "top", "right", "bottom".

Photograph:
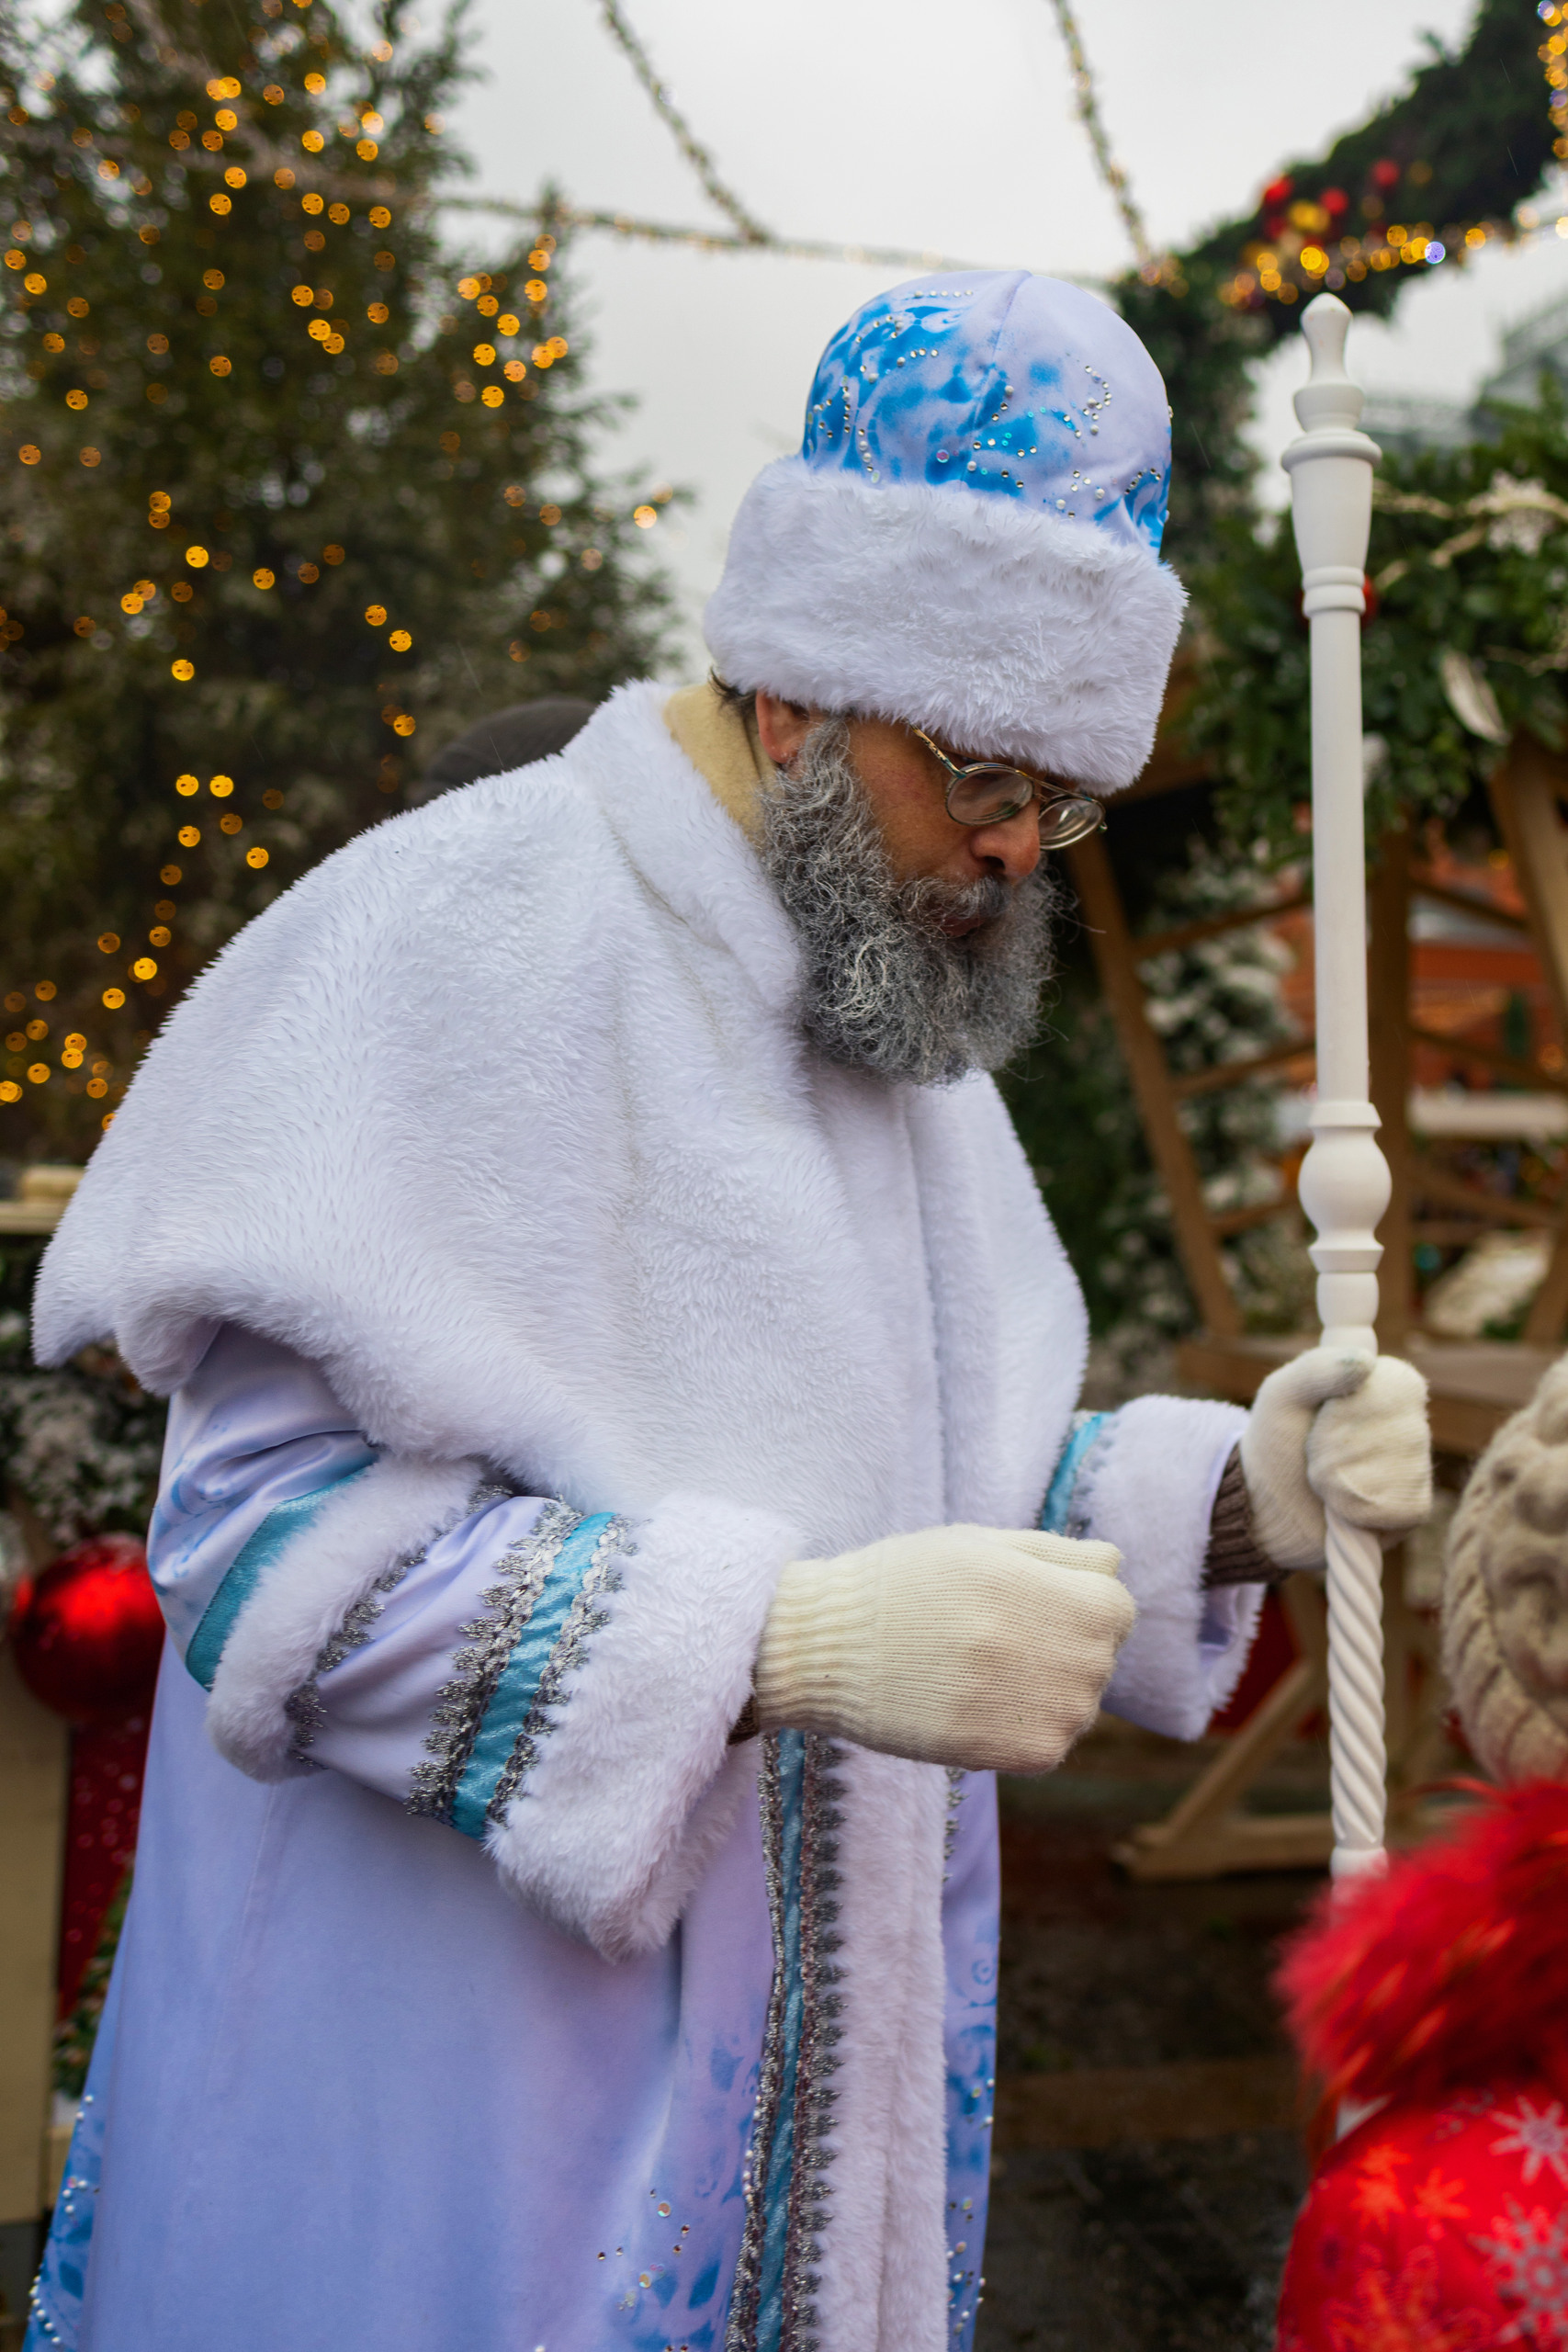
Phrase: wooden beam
[
  {"left": 1407, "top": 1024, "right": 1568, "bottom": 1094},
  {"left": 1175, "top": 1334, "right": 1293, "bottom": 1406},
  {"left": 1491, "top": 735, "right": 1568, "bottom": 1043},
  {"left": 1114, "top": 1649, "right": 1325, "bottom": 1878},
  {"left": 1408, "top": 870, "right": 1530, "bottom": 933},
  {"left": 0, "top": 1655, "right": 66, "bottom": 2229},
  {"left": 1168, "top": 1040, "right": 1315, "bottom": 1101},
  {"left": 1132, "top": 891, "right": 1310, "bottom": 965},
  {"left": 1523, "top": 1222, "right": 1568, "bottom": 1346},
  {"left": 1066, "top": 831, "right": 1242, "bottom": 1336},
  {"left": 1208, "top": 1197, "right": 1295, "bottom": 1238},
  {"left": 1410, "top": 1158, "right": 1563, "bottom": 1229}
]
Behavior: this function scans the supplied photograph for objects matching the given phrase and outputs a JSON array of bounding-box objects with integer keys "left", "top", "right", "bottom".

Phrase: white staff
[{"left": 1283, "top": 295, "right": 1392, "bottom": 1879}]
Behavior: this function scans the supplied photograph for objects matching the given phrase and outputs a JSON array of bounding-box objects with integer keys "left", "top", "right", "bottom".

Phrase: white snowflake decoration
[
  {"left": 1472, "top": 2199, "right": 1568, "bottom": 2345},
  {"left": 1493, "top": 2097, "right": 1568, "bottom": 2188}
]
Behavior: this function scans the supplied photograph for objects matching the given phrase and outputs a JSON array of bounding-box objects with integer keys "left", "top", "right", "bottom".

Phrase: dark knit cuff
[{"left": 1203, "top": 1446, "right": 1283, "bottom": 1587}]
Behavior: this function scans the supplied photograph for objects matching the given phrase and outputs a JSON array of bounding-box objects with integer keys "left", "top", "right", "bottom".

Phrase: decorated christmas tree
[{"left": 0, "top": 0, "right": 679, "bottom": 1162}]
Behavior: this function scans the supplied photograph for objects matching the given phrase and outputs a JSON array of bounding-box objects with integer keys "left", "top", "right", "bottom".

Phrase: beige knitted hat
[{"left": 1444, "top": 1354, "right": 1568, "bottom": 1782}]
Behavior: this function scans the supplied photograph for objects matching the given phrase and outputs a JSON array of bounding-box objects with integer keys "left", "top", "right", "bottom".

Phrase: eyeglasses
[{"left": 909, "top": 726, "right": 1106, "bottom": 849}]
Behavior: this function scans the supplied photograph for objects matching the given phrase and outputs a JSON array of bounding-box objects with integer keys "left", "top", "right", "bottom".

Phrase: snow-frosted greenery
[{"left": 1189, "top": 393, "right": 1568, "bottom": 857}]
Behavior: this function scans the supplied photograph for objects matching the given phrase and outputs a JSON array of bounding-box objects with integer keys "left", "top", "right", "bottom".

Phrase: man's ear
[{"left": 754, "top": 690, "right": 819, "bottom": 768}]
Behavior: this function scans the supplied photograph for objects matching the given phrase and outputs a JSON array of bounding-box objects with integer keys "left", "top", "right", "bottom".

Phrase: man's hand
[
  {"left": 753, "top": 1524, "right": 1134, "bottom": 1774},
  {"left": 1240, "top": 1349, "right": 1432, "bottom": 1573}
]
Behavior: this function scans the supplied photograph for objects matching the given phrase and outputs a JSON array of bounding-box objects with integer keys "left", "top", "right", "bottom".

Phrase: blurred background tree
[{"left": 0, "top": 0, "right": 680, "bottom": 1162}]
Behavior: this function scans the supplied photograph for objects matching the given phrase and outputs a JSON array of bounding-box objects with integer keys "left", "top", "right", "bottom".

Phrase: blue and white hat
[{"left": 703, "top": 271, "right": 1186, "bottom": 792}]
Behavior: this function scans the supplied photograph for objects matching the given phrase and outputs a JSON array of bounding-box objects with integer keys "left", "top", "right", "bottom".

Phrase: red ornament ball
[{"left": 8, "top": 1534, "right": 164, "bottom": 1724}]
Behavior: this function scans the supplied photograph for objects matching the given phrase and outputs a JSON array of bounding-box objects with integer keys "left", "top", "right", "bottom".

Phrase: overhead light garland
[
  {"left": 594, "top": 0, "right": 770, "bottom": 247},
  {"left": 1043, "top": 0, "right": 1170, "bottom": 284},
  {"left": 443, "top": 193, "right": 987, "bottom": 279},
  {"left": 508, "top": 0, "right": 1147, "bottom": 286},
  {"left": 1214, "top": 1, "right": 1566, "bottom": 311}
]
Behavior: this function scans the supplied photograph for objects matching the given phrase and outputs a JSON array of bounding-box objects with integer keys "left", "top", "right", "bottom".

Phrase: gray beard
[{"left": 756, "top": 719, "right": 1057, "bottom": 1087}]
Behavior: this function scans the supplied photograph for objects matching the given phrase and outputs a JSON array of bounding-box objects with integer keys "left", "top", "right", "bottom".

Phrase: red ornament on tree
[
  {"left": 1371, "top": 158, "right": 1402, "bottom": 190},
  {"left": 1261, "top": 175, "right": 1295, "bottom": 209},
  {"left": 8, "top": 1534, "right": 164, "bottom": 1724}
]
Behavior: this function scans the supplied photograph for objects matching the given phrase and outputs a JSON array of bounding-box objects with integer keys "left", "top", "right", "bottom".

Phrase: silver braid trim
[
  {"left": 942, "top": 1765, "right": 967, "bottom": 1879},
  {"left": 405, "top": 1495, "right": 577, "bottom": 1821},
  {"left": 725, "top": 1731, "right": 845, "bottom": 2352},
  {"left": 483, "top": 1513, "right": 633, "bottom": 1826},
  {"left": 285, "top": 1478, "right": 518, "bottom": 1770}
]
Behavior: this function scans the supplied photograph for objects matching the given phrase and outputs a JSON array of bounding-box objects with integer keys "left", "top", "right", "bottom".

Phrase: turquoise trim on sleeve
[
  {"left": 184, "top": 1467, "right": 371, "bottom": 1693},
  {"left": 449, "top": 1511, "right": 616, "bottom": 1839},
  {"left": 1042, "top": 1411, "right": 1110, "bottom": 1537}
]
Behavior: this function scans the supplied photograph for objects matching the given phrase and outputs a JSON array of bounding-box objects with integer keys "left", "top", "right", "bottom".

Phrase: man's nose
[{"left": 967, "top": 808, "right": 1043, "bottom": 885}]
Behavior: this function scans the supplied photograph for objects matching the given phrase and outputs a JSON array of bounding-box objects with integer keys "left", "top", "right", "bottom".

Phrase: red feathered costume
[{"left": 1276, "top": 1781, "right": 1568, "bottom": 2348}]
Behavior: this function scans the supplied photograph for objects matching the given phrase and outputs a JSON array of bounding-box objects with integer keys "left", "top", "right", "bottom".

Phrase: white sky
[{"left": 437, "top": 0, "right": 1568, "bottom": 654}]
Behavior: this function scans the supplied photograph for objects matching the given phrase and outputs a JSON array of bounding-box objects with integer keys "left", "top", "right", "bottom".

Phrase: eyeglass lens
[
  {"left": 1036, "top": 797, "right": 1103, "bottom": 849},
  {"left": 944, "top": 766, "right": 1101, "bottom": 845}
]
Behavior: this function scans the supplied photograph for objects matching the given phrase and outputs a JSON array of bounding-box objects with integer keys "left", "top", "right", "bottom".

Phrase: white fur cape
[{"left": 37, "top": 682, "right": 1097, "bottom": 2352}]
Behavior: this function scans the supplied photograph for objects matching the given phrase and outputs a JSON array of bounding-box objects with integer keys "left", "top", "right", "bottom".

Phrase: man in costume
[{"left": 28, "top": 272, "right": 1430, "bottom": 2352}]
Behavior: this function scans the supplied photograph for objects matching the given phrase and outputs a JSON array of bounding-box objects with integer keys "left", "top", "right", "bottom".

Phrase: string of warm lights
[
  {"left": 0, "top": 33, "right": 403, "bottom": 1116},
  {"left": 1, "top": 62, "right": 674, "bottom": 1136},
  {"left": 2, "top": 66, "right": 408, "bottom": 1128},
  {"left": 1217, "top": 2, "right": 1568, "bottom": 311},
  {"left": 444, "top": 193, "right": 988, "bottom": 278}
]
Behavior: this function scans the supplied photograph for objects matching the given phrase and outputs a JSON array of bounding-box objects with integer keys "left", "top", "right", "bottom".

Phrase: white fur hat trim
[{"left": 703, "top": 456, "right": 1186, "bottom": 792}]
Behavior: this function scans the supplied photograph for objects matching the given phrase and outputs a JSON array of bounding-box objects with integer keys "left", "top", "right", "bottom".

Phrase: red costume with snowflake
[{"left": 1276, "top": 1780, "right": 1568, "bottom": 2350}]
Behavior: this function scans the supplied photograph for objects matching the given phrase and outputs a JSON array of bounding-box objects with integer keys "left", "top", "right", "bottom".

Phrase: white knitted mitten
[
  {"left": 753, "top": 1524, "right": 1133, "bottom": 1774},
  {"left": 1241, "top": 1348, "right": 1432, "bottom": 1572}
]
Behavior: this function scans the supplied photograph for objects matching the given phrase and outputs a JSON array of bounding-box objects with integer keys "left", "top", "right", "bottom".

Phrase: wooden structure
[
  {"left": 1074, "top": 733, "right": 1568, "bottom": 1880},
  {"left": 0, "top": 1174, "right": 76, "bottom": 2342}
]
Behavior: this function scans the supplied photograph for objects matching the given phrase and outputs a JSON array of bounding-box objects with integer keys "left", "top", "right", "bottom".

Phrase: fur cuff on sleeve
[
  {"left": 486, "top": 1488, "right": 798, "bottom": 1962},
  {"left": 207, "top": 1454, "right": 486, "bottom": 1781},
  {"left": 1078, "top": 1396, "right": 1260, "bottom": 1742}
]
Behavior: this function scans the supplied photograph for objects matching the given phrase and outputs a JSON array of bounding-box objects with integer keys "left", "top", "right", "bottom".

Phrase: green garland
[
  {"left": 1186, "top": 390, "right": 1568, "bottom": 856},
  {"left": 1122, "top": 0, "right": 1558, "bottom": 568}
]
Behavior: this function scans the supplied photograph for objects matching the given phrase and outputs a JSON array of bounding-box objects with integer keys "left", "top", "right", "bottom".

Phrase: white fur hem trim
[
  {"left": 812, "top": 1749, "right": 951, "bottom": 2352},
  {"left": 1081, "top": 1396, "right": 1258, "bottom": 1741},
  {"left": 702, "top": 458, "right": 1186, "bottom": 790},
  {"left": 487, "top": 1489, "right": 797, "bottom": 1962},
  {"left": 207, "top": 1454, "right": 484, "bottom": 1781}
]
